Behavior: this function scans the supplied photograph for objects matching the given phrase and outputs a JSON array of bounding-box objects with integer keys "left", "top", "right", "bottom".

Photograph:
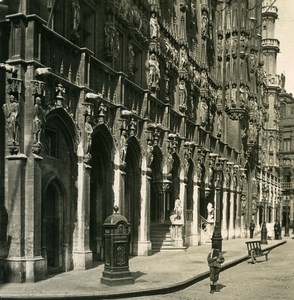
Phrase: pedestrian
[
  {"left": 249, "top": 219, "right": 255, "bottom": 238},
  {"left": 274, "top": 220, "right": 281, "bottom": 240},
  {"left": 207, "top": 247, "right": 225, "bottom": 293}
]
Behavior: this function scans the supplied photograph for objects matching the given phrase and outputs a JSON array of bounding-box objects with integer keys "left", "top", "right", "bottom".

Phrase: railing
[
  {"left": 261, "top": 38, "right": 280, "bottom": 49},
  {"left": 266, "top": 74, "right": 281, "bottom": 87},
  {"left": 281, "top": 182, "right": 294, "bottom": 189}
]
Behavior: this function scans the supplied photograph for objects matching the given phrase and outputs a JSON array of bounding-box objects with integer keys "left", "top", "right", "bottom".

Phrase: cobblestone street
[{"left": 130, "top": 238, "right": 294, "bottom": 300}]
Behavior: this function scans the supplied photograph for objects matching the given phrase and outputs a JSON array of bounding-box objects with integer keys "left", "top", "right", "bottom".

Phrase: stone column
[
  {"left": 191, "top": 182, "right": 200, "bottom": 246},
  {"left": 221, "top": 189, "right": 228, "bottom": 239},
  {"left": 236, "top": 193, "right": 242, "bottom": 238},
  {"left": 137, "top": 160, "right": 152, "bottom": 256},
  {"left": 5, "top": 154, "right": 46, "bottom": 283},
  {"left": 72, "top": 157, "right": 92, "bottom": 270},
  {"left": 228, "top": 191, "right": 235, "bottom": 239}
]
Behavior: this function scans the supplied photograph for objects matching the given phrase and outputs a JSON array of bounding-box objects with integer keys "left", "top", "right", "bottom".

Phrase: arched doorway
[
  {"left": 150, "top": 146, "right": 163, "bottom": 223},
  {"left": 170, "top": 153, "right": 180, "bottom": 217},
  {"left": 124, "top": 137, "right": 141, "bottom": 255},
  {"left": 90, "top": 125, "right": 114, "bottom": 261},
  {"left": 42, "top": 179, "right": 64, "bottom": 273},
  {"left": 41, "top": 108, "right": 78, "bottom": 274}
]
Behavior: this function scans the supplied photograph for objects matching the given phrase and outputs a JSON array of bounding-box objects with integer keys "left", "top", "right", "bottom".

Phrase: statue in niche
[
  {"left": 170, "top": 198, "right": 183, "bottom": 224},
  {"left": 33, "top": 97, "right": 45, "bottom": 145},
  {"left": 3, "top": 94, "right": 20, "bottom": 146},
  {"left": 149, "top": 12, "right": 159, "bottom": 39},
  {"left": 84, "top": 116, "right": 93, "bottom": 156},
  {"left": 226, "top": 8, "right": 231, "bottom": 31},
  {"left": 179, "top": 79, "right": 187, "bottom": 108},
  {"left": 147, "top": 53, "right": 160, "bottom": 89},
  {"left": 127, "top": 43, "right": 135, "bottom": 76},
  {"left": 200, "top": 70, "right": 208, "bottom": 89},
  {"left": 249, "top": 51, "right": 257, "bottom": 74},
  {"left": 206, "top": 202, "right": 214, "bottom": 222},
  {"left": 120, "top": 128, "right": 128, "bottom": 168},
  {"left": 240, "top": 32, "right": 248, "bottom": 55},
  {"left": 179, "top": 45, "right": 187, "bottom": 69},
  {"left": 201, "top": 10, "right": 208, "bottom": 39},
  {"left": 239, "top": 84, "right": 246, "bottom": 108},
  {"left": 231, "top": 31, "right": 238, "bottom": 58},
  {"left": 146, "top": 139, "right": 154, "bottom": 170},
  {"left": 231, "top": 83, "right": 237, "bottom": 107},
  {"left": 216, "top": 113, "right": 222, "bottom": 138},
  {"left": 72, "top": 0, "right": 80, "bottom": 36},
  {"left": 104, "top": 15, "right": 119, "bottom": 57},
  {"left": 241, "top": 194, "right": 246, "bottom": 215},
  {"left": 217, "top": 36, "right": 223, "bottom": 60},
  {"left": 199, "top": 99, "right": 208, "bottom": 126},
  {"left": 248, "top": 122, "right": 258, "bottom": 144}
]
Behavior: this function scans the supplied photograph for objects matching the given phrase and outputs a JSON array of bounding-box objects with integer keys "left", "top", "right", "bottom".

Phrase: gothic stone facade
[{"left": 0, "top": 0, "right": 281, "bottom": 283}]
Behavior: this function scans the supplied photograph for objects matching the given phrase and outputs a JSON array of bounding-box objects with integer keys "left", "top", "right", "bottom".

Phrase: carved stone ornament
[
  {"left": 32, "top": 96, "right": 45, "bottom": 154},
  {"left": 2, "top": 93, "right": 20, "bottom": 154}
]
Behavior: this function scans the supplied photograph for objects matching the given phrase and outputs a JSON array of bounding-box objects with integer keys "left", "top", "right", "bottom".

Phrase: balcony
[
  {"left": 261, "top": 38, "right": 280, "bottom": 52},
  {"left": 282, "top": 182, "right": 294, "bottom": 190},
  {"left": 262, "top": 5, "right": 278, "bottom": 18}
]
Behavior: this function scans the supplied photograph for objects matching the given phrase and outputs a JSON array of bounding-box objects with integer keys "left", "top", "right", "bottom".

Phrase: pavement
[{"left": 0, "top": 235, "right": 288, "bottom": 300}]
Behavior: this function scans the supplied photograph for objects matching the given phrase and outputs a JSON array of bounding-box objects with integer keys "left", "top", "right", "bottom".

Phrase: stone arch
[
  {"left": 42, "top": 175, "right": 66, "bottom": 273},
  {"left": 150, "top": 145, "right": 163, "bottom": 223},
  {"left": 186, "top": 158, "right": 194, "bottom": 212},
  {"left": 41, "top": 107, "right": 78, "bottom": 274},
  {"left": 170, "top": 153, "right": 181, "bottom": 213},
  {"left": 90, "top": 123, "right": 115, "bottom": 260},
  {"left": 124, "top": 136, "right": 142, "bottom": 255}
]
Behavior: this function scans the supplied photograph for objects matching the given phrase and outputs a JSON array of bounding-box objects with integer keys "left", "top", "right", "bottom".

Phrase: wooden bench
[{"left": 245, "top": 240, "right": 271, "bottom": 264}]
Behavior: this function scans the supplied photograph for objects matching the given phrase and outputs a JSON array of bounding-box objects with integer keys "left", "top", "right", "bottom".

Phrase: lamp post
[
  {"left": 284, "top": 196, "right": 290, "bottom": 237},
  {"left": 211, "top": 161, "right": 223, "bottom": 252},
  {"left": 260, "top": 186, "right": 268, "bottom": 245}
]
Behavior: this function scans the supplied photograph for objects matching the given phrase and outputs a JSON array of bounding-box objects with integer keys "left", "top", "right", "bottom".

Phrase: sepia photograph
[{"left": 0, "top": 1, "right": 293, "bottom": 299}]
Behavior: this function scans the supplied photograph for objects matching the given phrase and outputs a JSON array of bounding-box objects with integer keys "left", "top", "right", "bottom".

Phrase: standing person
[
  {"left": 207, "top": 248, "right": 225, "bottom": 293},
  {"left": 249, "top": 219, "right": 255, "bottom": 238},
  {"left": 274, "top": 220, "right": 281, "bottom": 240}
]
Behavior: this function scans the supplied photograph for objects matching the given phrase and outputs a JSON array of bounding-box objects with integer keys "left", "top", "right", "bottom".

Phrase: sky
[{"left": 275, "top": 0, "right": 294, "bottom": 93}]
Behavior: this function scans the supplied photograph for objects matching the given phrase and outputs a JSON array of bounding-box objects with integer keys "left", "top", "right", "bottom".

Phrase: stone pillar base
[
  {"left": 221, "top": 229, "right": 228, "bottom": 240},
  {"left": 101, "top": 268, "right": 134, "bottom": 286},
  {"left": 4, "top": 256, "right": 46, "bottom": 283},
  {"left": 228, "top": 229, "right": 235, "bottom": 239},
  {"left": 187, "top": 233, "right": 199, "bottom": 246},
  {"left": 137, "top": 241, "right": 152, "bottom": 256},
  {"left": 72, "top": 250, "right": 93, "bottom": 270}
]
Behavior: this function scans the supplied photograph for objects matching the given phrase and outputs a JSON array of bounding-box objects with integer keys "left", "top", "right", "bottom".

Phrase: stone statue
[
  {"left": 207, "top": 202, "right": 214, "bottom": 222},
  {"left": 104, "top": 15, "right": 119, "bottom": 57},
  {"left": 127, "top": 43, "right": 135, "bottom": 76},
  {"left": 149, "top": 12, "right": 159, "bottom": 39},
  {"left": 33, "top": 97, "right": 45, "bottom": 145},
  {"left": 72, "top": 0, "right": 80, "bottom": 34},
  {"left": 3, "top": 94, "right": 20, "bottom": 147},
  {"left": 147, "top": 53, "right": 160, "bottom": 89},
  {"left": 170, "top": 198, "right": 183, "bottom": 224},
  {"left": 84, "top": 116, "right": 93, "bottom": 156}
]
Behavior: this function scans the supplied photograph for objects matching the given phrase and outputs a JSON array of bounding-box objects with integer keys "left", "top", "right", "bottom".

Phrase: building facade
[{"left": 0, "top": 0, "right": 282, "bottom": 283}]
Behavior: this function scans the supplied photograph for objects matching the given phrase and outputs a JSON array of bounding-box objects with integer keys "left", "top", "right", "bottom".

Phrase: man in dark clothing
[
  {"left": 274, "top": 220, "right": 281, "bottom": 240},
  {"left": 207, "top": 248, "right": 225, "bottom": 293},
  {"left": 249, "top": 220, "right": 255, "bottom": 238}
]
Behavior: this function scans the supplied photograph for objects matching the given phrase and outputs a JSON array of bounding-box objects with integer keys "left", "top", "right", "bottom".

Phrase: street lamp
[
  {"left": 284, "top": 196, "right": 290, "bottom": 237},
  {"left": 211, "top": 161, "right": 223, "bottom": 252},
  {"left": 260, "top": 185, "right": 268, "bottom": 245}
]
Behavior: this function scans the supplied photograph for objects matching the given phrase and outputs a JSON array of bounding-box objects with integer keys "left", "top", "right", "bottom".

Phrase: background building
[{"left": 0, "top": 0, "right": 283, "bottom": 283}]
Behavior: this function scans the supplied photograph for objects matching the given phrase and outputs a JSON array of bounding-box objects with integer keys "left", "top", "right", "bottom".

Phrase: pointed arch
[
  {"left": 90, "top": 123, "right": 115, "bottom": 260},
  {"left": 125, "top": 136, "right": 142, "bottom": 255}
]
